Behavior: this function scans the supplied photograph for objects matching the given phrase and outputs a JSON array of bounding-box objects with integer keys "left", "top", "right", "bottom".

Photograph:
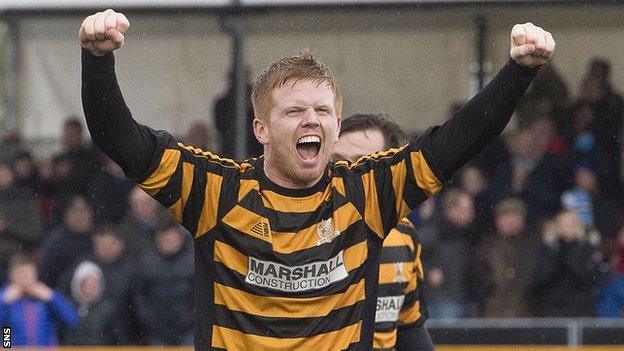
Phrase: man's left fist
[{"left": 510, "top": 22, "right": 555, "bottom": 68}]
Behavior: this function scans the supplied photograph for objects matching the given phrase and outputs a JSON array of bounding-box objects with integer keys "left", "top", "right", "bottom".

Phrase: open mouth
[{"left": 296, "top": 135, "right": 321, "bottom": 161}]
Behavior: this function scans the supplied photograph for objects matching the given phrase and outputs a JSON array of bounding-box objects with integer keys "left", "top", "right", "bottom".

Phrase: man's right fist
[{"left": 79, "top": 9, "right": 129, "bottom": 56}]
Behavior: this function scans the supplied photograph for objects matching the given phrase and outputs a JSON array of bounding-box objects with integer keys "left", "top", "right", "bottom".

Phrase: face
[
  {"left": 156, "top": 227, "right": 185, "bottom": 255},
  {"left": 0, "top": 164, "right": 14, "bottom": 189},
  {"left": 80, "top": 275, "right": 102, "bottom": 303},
  {"left": 461, "top": 166, "right": 486, "bottom": 196},
  {"left": 10, "top": 263, "right": 37, "bottom": 289},
  {"left": 254, "top": 80, "right": 341, "bottom": 188},
  {"left": 556, "top": 212, "right": 584, "bottom": 242},
  {"left": 130, "top": 187, "right": 159, "bottom": 222},
  {"left": 62, "top": 124, "right": 83, "bottom": 150},
  {"left": 13, "top": 157, "right": 35, "bottom": 180},
  {"left": 576, "top": 168, "right": 597, "bottom": 191},
  {"left": 94, "top": 233, "right": 125, "bottom": 264},
  {"left": 445, "top": 195, "right": 475, "bottom": 229},
  {"left": 64, "top": 197, "right": 93, "bottom": 234},
  {"left": 332, "top": 129, "right": 386, "bottom": 162},
  {"left": 496, "top": 212, "right": 525, "bottom": 237}
]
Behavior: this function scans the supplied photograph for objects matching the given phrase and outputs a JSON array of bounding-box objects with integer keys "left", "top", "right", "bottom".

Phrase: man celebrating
[
  {"left": 333, "top": 114, "right": 433, "bottom": 351},
  {"left": 80, "top": 9, "right": 554, "bottom": 350}
]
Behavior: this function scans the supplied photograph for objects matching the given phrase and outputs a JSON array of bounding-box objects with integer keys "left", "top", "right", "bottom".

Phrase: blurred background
[{"left": 0, "top": 0, "right": 623, "bottom": 349}]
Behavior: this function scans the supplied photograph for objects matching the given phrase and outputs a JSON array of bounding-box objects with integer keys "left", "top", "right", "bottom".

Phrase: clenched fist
[
  {"left": 510, "top": 22, "right": 555, "bottom": 68},
  {"left": 79, "top": 9, "right": 129, "bottom": 56}
]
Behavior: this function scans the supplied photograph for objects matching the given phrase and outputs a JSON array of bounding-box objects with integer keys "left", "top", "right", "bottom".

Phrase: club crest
[{"left": 316, "top": 217, "right": 341, "bottom": 245}]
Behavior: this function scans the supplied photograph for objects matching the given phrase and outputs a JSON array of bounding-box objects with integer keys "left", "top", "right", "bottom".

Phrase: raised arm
[
  {"left": 346, "top": 23, "right": 555, "bottom": 237},
  {"left": 80, "top": 9, "right": 158, "bottom": 179},
  {"left": 425, "top": 22, "right": 555, "bottom": 180}
]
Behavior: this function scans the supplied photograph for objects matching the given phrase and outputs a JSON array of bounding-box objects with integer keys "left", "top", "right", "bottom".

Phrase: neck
[{"left": 263, "top": 158, "right": 321, "bottom": 189}]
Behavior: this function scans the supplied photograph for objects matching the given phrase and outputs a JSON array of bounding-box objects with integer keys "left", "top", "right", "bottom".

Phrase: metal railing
[{"left": 426, "top": 318, "right": 624, "bottom": 346}]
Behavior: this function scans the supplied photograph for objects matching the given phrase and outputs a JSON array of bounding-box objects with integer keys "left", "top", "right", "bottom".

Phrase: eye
[
  {"left": 286, "top": 108, "right": 303, "bottom": 116},
  {"left": 315, "top": 107, "right": 329, "bottom": 114}
]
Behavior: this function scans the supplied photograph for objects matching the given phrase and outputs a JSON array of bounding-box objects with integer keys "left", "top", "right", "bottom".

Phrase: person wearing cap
[{"left": 468, "top": 197, "right": 539, "bottom": 317}]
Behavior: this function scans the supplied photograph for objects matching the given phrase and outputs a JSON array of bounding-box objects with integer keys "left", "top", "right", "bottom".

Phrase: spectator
[
  {"left": 213, "top": 67, "right": 263, "bottom": 159},
  {"left": 0, "top": 162, "right": 44, "bottom": 279},
  {"left": 0, "top": 253, "right": 78, "bottom": 346},
  {"left": 43, "top": 154, "right": 82, "bottom": 228},
  {"left": 118, "top": 187, "right": 164, "bottom": 254},
  {"left": 135, "top": 218, "right": 194, "bottom": 345},
  {"left": 531, "top": 211, "right": 602, "bottom": 317},
  {"left": 459, "top": 164, "right": 496, "bottom": 237},
  {"left": 87, "top": 155, "right": 134, "bottom": 224},
  {"left": 564, "top": 58, "right": 623, "bottom": 201},
  {"left": 91, "top": 225, "right": 138, "bottom": 344},
  {"left": 515, "top": 61, "right": 570, "bottom": 129},
  {"left": 468, "top": 198, "right": 539, "bottom": 317},
  {"left": 11, "top": 150, "right": 46, "bottom": 198},
  {"left": 54, "top": 117, "right": 100, "bottom": 194},
  {"left": 38, "top": 195, "right": 94, "bottom": 293},
  {"left": 64, "top": 261, "right": 124, "bottom": 345},
  {"left": 421, "top": 189, "right": 474, "bottom": 318},
  {"left": 491, "top": 128, "right": 572, "bottom": 230},
  {"left": 598, "top": 226, "right": 624, "bottom": 317}
]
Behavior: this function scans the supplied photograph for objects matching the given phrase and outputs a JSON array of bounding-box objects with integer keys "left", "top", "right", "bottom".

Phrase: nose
[{"left": 301, "top": 107, "right": 321, "bottom": 128}]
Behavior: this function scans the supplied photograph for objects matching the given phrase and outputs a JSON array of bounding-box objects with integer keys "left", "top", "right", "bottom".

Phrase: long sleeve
[
  {"left": 81, "top": 49, "right": 158, "bottom": 179},
  {"left": 342, "top": 60, "right": 538, "bottom": 238},
  {"left": 46, "top": 291, "right": 80, "bottom": 328},
  {"left": 423, "top": 59, "right": 539, "bottom": 181}
]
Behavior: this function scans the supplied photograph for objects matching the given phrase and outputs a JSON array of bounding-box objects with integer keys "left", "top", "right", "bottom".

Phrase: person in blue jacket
[{"left": 0, "top": 253, "right": 79, "bottom": 346}]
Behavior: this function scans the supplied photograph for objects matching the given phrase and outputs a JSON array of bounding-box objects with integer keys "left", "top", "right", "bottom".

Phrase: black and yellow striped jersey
[
  {"left": 136, "top": 130, "right": 442, "bottom": 350},
  {"left": 374, "top": 219, "right": 426, "bottom": 351},
  {"left": 82, "top": 50, "right": 536, "bottom": 350}
]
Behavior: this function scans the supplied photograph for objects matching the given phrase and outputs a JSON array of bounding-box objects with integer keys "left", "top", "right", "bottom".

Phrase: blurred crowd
[{"left": 0, "top": 57, "right": 623, "bottom": 346}]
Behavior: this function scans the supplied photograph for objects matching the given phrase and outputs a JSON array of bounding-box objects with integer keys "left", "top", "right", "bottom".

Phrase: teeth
[{"left": 297, "top": 135, "right": 321, "bottom": 144}]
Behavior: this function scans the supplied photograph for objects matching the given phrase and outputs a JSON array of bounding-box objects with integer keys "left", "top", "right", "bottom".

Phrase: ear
[
  {"left": 253, "top": 118, "right": 270, "bottom": 145},
  {"left": 335, "top": 115, "right": 342, "bottom": 140}
]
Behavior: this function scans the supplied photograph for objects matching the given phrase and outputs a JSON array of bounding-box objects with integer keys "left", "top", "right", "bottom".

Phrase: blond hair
[{"left": 251, "top": 49, "right": 343, "bottom": 121}]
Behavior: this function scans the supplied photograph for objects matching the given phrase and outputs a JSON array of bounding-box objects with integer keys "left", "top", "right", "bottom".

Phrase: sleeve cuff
[{"left": 81, "top": 47, "right": 115, "bottom": 73}]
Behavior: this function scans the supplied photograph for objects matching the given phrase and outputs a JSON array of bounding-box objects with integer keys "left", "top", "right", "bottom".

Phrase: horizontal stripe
[
  {"left": 222, "top": 204, "right": 272, "bottom": 244},
  {"left": 138, "top": 148, "right": 181, "bottom": 196},
  {"left": 376, "top": 282, "right": 408, "bottom": 298},
  {"left": 271, "top": 202, "right": 362, "bottom": 254},
  {"left": 373, "top": 329, "right": 397, "bottom": 350},
  {"left": 212, "top": 300, "right": 365, "bottom": 338},
  {"left": 195, "top": 172, "right": 223, "bottom": 237},
  {"left": 242, "top": 192, "right": 348, "bottom": 234},
  {"left": 378, "top": 262, "right": 412, "bottom": 285},
  {"left": 214, "top": 279, "right": 365, "bottom": 318},
  {"left": 382, "top": 228, "right": 415, "bottom": 249},
  {"left": 214, "top": 241, "right": 248, "bottom": 276},
  {"left": 398, "top": 300, "right": 422, "bottom": 325},
  {"left": 379, "top": 246, "right": 414, "bottom": 265},
  {"left": 260, "top": 186, "right": 331, "bottom": 213},
  {"left": 211, "top": 322, "right": 361, "bottom": 350},
  {"left": 410, "top": 150, "right": 442, "bottom": 197}
]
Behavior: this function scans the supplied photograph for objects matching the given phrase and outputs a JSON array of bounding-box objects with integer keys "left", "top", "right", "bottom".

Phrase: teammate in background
[
  {"left": 79, "top": 9, "right": 553, "bottom": 350},
  {"left": 0, "top": 253, "right": 78, "bottom": 347},
  {"left": 333, "top": 114, "right": 433, "bottom": 351}
]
